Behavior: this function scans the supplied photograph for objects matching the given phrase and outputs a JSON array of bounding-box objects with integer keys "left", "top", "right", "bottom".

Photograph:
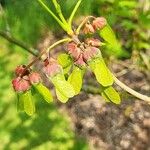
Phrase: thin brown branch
[
  {"left": 76, "top": 16, "right": 96, "bottom": 35},
  {"left": 20, "top": 38, "right": 71, "bottom": 77},
  {"left": 0, "top": 30, "right": 38, "bottom": 56},
  {"left": 113, "top": 75, "right": 150, "bottom": 103}
]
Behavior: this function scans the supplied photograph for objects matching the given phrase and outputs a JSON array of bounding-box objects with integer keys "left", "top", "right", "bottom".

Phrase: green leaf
[
  {"left": 63, "top": 65, "right": 72, "bottom": 74},
  {"left": 51, "top": 74, "right": 75, "bottom": 98},
  {"left": 17, "top": 93, "right": 24, "bottom": 111},
  {"left": 68, "top": 67, "right": 84, "bottom": 95},
  {"left": 99, "top": 24, "right": 129, "bottom": 58},
  {"left": 57, "top": 53, "right": 72, "bottom": 68},
  {"left": 103, "top": 86, "right": 121, "bottom": 104},
  {"left": 89, "top": 58, "right": 114, "bottom": 86},
  {"left": 99, "top": 24, "right": 118, "bottom": 47},
  {"left": 33, "top": 83, "right": 53, "bottom": 103},
  {"left": 118, "top": 1, "right": 136, "bottom": 8},
  {"left": 101, "top": 92, "right": 110, "bottom": 103},
  {"left": 20, "top": 90, "right": 35, "bottom": 116},
  {"left": 57, "top": 53, "right": 72, "bottom": 74},
  {"left": 56, "top": 89, "right": 69, "bottom": 103}
]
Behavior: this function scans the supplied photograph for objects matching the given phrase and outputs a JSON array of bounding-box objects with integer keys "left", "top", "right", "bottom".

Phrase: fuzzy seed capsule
[
  {"left": 75, "top": 54, "right": 86, "bottom": 67},
  {"left": 29, "top": 72, "right": 41, "bottom": 84},
  {"left": 43, "top": 59, "right": 62, "bottom": 77},
  {"left": 15, "top": 65, "right": 25, "bottom": 76},
  {"left": 92, "top": 17, "right": 107, "bottom": 30},
  {"left": 83, "top": 23, "right": 95, "bottom": 34},
  {"left": 67, "top": 42, "right": 81, "bottom": 60},
  {"left": 83, "top": 47, "right": 100, "bottom": 62},
  {"left": 85, "top": 38, "right": 101, "bottom": 47},
  {"left": 67, "top": 42, "right": 77, "bottom": 52},
  {"left": 12, "top": 77, "right": 31, "bottom": 92}
]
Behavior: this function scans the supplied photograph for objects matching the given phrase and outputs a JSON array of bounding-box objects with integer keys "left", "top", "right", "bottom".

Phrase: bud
[
  {"left": 44, "top": 58, "right": 49, "bottom": 66},
  {"left": 85, "top": 38, "right": 101, "bottom": 47},
  {"left": 92, "top": 17, "right": 107, "bottom": 30},
  {"left": 70, "top": 48, "right": 81, "bottom": 60},
  {"left": 67, "top": 42, "right": 81, "bottom": 60},
  {"left": 15, "top": 65, "right": 31, "bottom": 77},
  {"left": 67, "top": 42, "right": 77, "bottom": 52},
  {"left": 43, "top": 59, "right": 62, "bottom": 77},
  {"left": 15, "top": 65, "right": 25, "bottom": 76},
  {"left": 75, "top": 54, "right": 86, "bottom": 67},
  {"left": 83, "top": 47, "right": 100, "bottom": 62},
  {"left": 29, "top": 72, "right": 41, "bottom": 84},
  {"left": 83, "top": 23, "right": 95, "bottom": 34},
  {"left": 12, "top": 77, "right": 31, "bottom": 92}
]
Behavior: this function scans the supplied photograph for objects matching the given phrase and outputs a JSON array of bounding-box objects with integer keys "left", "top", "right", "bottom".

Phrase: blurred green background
[{"left": 0, "top": 0, "right": 150, "bottom": 149}]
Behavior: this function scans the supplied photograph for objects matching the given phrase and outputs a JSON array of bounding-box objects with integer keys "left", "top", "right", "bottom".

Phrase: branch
[
  {"left": 52, "top": 0, "right": 68, "bottom": 25},
  {"left": 0, "top": 29, "right": 71, "bottom": 76},
  {"left": 68, "top": 0, "right": 82, "bottom": 26},
  {"left": 23, "top": 38, "right": 71, "bottom": 74},
  {"left": 37, "top": 0, "right": 67, "bottom": 32},
  {"left": 76, "top": 16, "right": 96, "bottom": 35},
  {"left": 113, "top": 75, "right": 150, "bottom": 103},
  {"left": 0, "top": 30, "right": 38, "bottom": 56}
]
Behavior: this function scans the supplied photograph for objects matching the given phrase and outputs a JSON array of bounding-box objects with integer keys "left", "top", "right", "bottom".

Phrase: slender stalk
[
  {"left": 0, "top": 30, "right": 38, "bottom": 56},
  {"left": 37, "top": 0, "right": 67, "bottom": 31},
  {"left": 46, "top": 38, "right": 71, "bottom": 52},
  {"left": 52, "top": 0, "right": 67, "bottom": 24},
  {"left": 76, "top": 16, "right": 96, "bottom": 35},
  {"left": 38, "top": 0, "right": 73, "bottom": 36},
  {"left": 113, "top": 75, "right": 150, "bottom": 103},
  {"left": 68, "top": 0, "right": 82, "bottom": 27},
  {"left": 23, "top": 38, "right": 71, "bottom": 73}
]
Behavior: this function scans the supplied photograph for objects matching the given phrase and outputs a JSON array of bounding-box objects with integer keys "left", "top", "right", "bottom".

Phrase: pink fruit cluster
[
  {"left": 12, "top": 77, "right": 30, "bottom": 92},
  {"left": 12, "top": 17, "right": 107, "bottom": 93},
  {"left": 83, "top": 17, "right": 107, "bottom": 34},
  {"left": 66, "top": 38, "right": 101, "bottom": 66},
  {"left": 12, "top": 66, "right": 41, "bottom": 93},
  {"left": 65, "top": 17, "right": 107, "bottom": 67}
]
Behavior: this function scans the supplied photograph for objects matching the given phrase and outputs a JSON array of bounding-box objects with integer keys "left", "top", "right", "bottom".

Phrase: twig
[
  {"left": 22, "top": 38, "right": 71, "bottom": 75},
  {"left": 52, "top": 0, "right": 68, "bottom": 25},
  {"left": 68, "top": 0, "right": 82, "bottom": 26},
  {"left": 37, "top": 0, "right": 73, "bottom": 36},
  {"left": 0, "top": 30, "right": 38, "bottom": 56},
  {"left": 76, "top": 16, "right": 96, "bottom": 35},
  {"left": 37, "top": 0, "right": 66, "bottom": 31},
  {"left": 0, "top": 27, "right": 71, "bottom": 75},
  {"left": 113, "top": 74, "right": 150, "bottom": 103}
]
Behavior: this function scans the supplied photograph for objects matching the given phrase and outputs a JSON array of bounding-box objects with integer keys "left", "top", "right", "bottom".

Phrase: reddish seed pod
[
  {"left": 75, "top": 53, "right": 86, "bottom": 66},
  {"left": 15, "top": 65, "right": 30, "bottom": 77},
  {"left": 92, "top": 17, "right": 107, "bottom": 30},
  {"left": 29, "top": 72, "right": 41, "bottom": 84},
  {"left": 83, "top": 47, "right": 100, "bottom": 62},
  {"left": 12, "top": 77, "right": 31, "bottom": 92},
  {"left": 15, "top": 65, "right": 26, "bottom": 76},
  {"left": 44, "top": 58, "right": 49, "bottom": 66},
  {"left": 69, "top": 48, "right": 81, "bottom": 60},
  {"left": 67, "top": 42, "right": 77, "bottom": 52},
  {"left": 83, "top": 49, "right": 91, "bottom": 61},
  {"left": 67, "top": 42, "right": 81, "bottom": 60},
  {"left": 85, "top": 38, "right": 101, "bottom": 47},
  {"left": 83, "top": 23, "right": 95, "bottom": 34},
  {"left": 43, "top": 60, "right": 62, "bottom": 77}
]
